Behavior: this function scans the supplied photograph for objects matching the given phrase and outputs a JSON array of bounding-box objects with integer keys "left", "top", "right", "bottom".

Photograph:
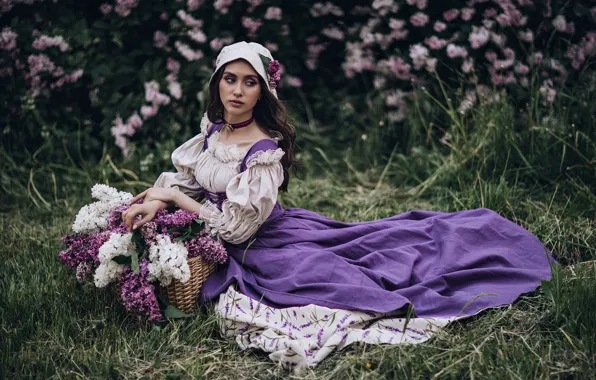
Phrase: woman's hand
[
  {"left": 129, "top": 187, "right": 178, "bottom": 205},
  {"left": 122, "top": 200, "right": 164, "bottom": 231}
]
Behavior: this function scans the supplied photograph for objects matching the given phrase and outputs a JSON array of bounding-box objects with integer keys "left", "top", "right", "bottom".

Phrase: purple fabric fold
[{"left": 199, "top": 206, "right": 553, "bottom": 318}]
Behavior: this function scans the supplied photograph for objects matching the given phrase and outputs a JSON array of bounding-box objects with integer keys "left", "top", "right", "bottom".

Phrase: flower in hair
[{"left": 268, "top": 59, "right": 281, "bottom": 89}]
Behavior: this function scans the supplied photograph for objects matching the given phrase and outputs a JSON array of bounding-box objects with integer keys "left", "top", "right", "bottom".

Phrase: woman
[{"left": 122, "top": 41, "right": 553, "bottom": 368}]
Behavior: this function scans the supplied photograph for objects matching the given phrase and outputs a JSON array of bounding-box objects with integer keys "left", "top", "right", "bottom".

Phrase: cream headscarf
[{"left": 208, "top": 41, "right": 278, "bottom": 99}]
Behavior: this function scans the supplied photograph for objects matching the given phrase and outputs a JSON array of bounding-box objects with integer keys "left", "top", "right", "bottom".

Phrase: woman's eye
[{"left": 225, "top": 77, "right": 256, "bottom": 86}]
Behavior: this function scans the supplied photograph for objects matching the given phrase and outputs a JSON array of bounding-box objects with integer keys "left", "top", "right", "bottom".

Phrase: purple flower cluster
[
  {"left": 184, "top": 235, "right": 228, "bottom": 264},
  {"left": 119, "top": 260, "right": 162, "bottom": 321},
  {"left": 59, "top": 231, "right": 111, "bottom": 268},
  {"left": 107, "top": 204, "right": 130, "bottom": 233},
  {"left": 267, "top": 59, "right": 281, "bottom": 90},
  {"left": 153, "top": 208, "right": 200, "bottom": 230}
]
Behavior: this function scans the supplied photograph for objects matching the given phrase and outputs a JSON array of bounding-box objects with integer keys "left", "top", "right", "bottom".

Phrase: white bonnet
[{"left": 208, "top": 41, "right": 278, "bottom": 98}]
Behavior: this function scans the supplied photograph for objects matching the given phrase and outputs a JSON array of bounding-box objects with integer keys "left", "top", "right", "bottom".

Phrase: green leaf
[
  {"left": 131, "top": 230, "right": 146, "bottom": 260},
  {"left": 164, "top": 305, "right": 191, "bottom": 319},
  {"left": 131, "top": 251, "right": 139, "bottom": 275},
  {"left": 167, "top": 227, "right": 187, "bottom": 233},
  {"left": 190, "top": 219, "right": 205, "bottom": 235},
  {"left": 259, "top": 54, "right": 271, "bottom": 73},
  {"left": 112, "top": 255, "right": 131, "bottom": 265},
  {"left": 156, "top": 294, "right": 168, "bottom": 309}
]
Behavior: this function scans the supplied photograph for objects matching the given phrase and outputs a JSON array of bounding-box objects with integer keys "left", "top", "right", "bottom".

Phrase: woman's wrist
[
  {"left": 170, "top": 188, "right": 203, "bottom": 215},
  {"left": 170, "top": 188, "right": 182, "bottom": 207}
]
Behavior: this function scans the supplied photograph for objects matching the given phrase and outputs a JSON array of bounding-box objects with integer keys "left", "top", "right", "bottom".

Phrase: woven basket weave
[{"left": 166, "top": 256, "right": 215, "bottom": 313}]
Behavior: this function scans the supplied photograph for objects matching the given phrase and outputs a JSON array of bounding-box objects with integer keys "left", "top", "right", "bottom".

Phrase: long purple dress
[
  {"left": 200, "top": 202, "right": 553, "bottom": 318},
  {"left": 158, "top": 120, "right": 553, "bottom": 320}
]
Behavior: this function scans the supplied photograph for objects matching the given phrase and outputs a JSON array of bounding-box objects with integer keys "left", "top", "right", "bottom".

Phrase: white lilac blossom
[
  {"left": 241, "top": 16, "right": 262, "bottom": 38},
  {"left": 433, "top": 21, "right": 446, "bottom": 32},
  {"left": 311, "top": 2, "right": 344, "bottom": 17},
  {"left": 409, "top": 44, "right": 429, "bottom": 70},
  {"left": 389, "top": 18, "right": 405, "bottom": 30},
  {"left": 144, "top": 80, "right": 170, "bottom": 106},
  {"left": 99, "top": 3, "right": 112, "bottom": 14},
  {"left": 0, "top": 27, "right": 17, "bottom": 50},
  {"left": 175, "top": 41, "right": 204, "bottom": 61},
  {"left": 518, "top": 30, "right": 534, "bottom": 42},
  {"left": 187, "top": 28, "right": 207, "bottom": 43},
  {"left": 469, "top": 26, "right": 490, "bottom": 49},
  {"left": 462, "top": 58, "right": 474, "bottom": 73},
  {"left": 94, "top": 260, "right": 125, "bottom": 288},
  {"left": 168, "top": 81, "right": 182, "bottom": 99},
  {"left": 552, "top": 15, "right": 567, "bottom": 32},
  {"left": 147, "top": 234, "right": 191, "bottom": 286},
  {"left": 72, "top": 185, "right": 132, "bottom": 234},
  {"left": 140, "top": 105, "right": 158, "bottom": 120},
  {"left": 93, "top": 232, "right": 135, "bottom": 288},
  {"left": 153, "top": 31, "right": 169, "bottom": 50},
  {"left": 265, "top": 42, "right": 278, "bottom": 52},
  {"left": 406, "top": 0, "right": 427, "bottom": 10},
  {"left": 32, "top": 35, "right": 69, "bottom": 52},
  {"left": 214, "top": 0, "right": 233, "bottom": 14},
  {"left": 447, "top": 44, "right": 469, "bottom": 59},
  {"left": 187, "top": 0, "right": 202, "bottom": 11},
  {"left": 264, "top": 6, "right": 282, "bottom": 20},
  {"left": 410, "top": 12, "right": 429, "bottom": 27},
  {"left": 425, "top": 36, "right": 447, "bottom": 50},
  {"left": 177, "top": 9, "right": 203, "bottom": 27},
  {"left": 321, "top": 27, "right": 344, "bottom": 40},
  {"left": 285, "top": 75, "right": 302, "bottom": 88}
]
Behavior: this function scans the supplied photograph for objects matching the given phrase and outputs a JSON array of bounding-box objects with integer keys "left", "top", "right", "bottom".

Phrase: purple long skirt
[{"left": 199, "top": 205, "right": 553, "bottom": 318}]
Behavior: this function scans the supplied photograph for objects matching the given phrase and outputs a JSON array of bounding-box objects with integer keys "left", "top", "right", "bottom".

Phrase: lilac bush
[
  {"left": 322, "top": 0, "right": 596, "bottom": 120},
  {"left": 1, "top": 0, "right": 595, "bottom": 163}
]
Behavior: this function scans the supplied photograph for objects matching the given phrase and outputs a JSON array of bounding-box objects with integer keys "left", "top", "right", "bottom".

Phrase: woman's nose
[{"left": 233, "top": 82, "right": 243, "bottom": 96}]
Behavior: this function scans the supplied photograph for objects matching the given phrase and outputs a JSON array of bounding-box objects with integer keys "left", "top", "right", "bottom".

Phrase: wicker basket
[{"left": 165, "top": 255, "right": 216, "bottom": 313}]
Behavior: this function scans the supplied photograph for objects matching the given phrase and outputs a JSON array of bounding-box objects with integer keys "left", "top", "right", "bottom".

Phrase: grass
[
  {"left": 1, "top": 172, "right": 595, "bottom": 379},
  {"left": 2, "top": 77, "right": 596, "bottom": 378}
]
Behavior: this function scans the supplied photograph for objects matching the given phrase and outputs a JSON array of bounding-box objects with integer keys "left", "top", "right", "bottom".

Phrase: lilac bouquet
[{"left": 59, "top": 184, "right": 228, "bottom": 321}]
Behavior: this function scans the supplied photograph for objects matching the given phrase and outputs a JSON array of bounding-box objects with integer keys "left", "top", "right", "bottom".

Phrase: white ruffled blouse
[{"left": 154, "top": 115, "right": 285, "bottom": 245}]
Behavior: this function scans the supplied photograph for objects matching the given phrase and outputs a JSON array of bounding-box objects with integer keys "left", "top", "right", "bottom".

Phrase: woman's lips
[{"left": 230, "top": 100, "right": 244, "bottom": 107}]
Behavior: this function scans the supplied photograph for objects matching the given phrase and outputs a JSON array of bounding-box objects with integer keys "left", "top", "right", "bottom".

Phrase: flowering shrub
[
  {"left": 1, "top": 0, "right": 595, "bottom": 162},
  {"left": 320, "top": 0, "right": 596, "bottom": 120},
  {"left": 59, "top": 184, "right": 228, "bottom": 321}
]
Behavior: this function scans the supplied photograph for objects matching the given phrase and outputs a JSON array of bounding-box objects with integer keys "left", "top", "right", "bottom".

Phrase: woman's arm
[
  {"left": 171, "top": 189, "right": 203, "bottom": 214},
  {"left": 124, "top": 187, "right": 212, "bottom": 231}
]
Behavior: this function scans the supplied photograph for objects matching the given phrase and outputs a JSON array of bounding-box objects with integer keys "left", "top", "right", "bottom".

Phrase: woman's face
[{"left": 219, "top": 59, "right": 262, "bottom": 120}]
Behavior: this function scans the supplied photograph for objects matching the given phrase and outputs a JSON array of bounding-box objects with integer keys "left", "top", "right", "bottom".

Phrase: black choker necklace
[{"left": 223, "top": 116, "right": 254, "bottom": 132}]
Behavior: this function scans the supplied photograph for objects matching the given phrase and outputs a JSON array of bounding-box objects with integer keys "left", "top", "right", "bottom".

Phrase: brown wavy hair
[{"left": 206, "top": 61, "right": 301, "bottom": 191}]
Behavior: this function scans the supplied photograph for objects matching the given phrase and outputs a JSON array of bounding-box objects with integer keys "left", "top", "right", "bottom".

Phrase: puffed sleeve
[
  {"left": 154, "top": 113, "right": 210, "bottom": 200},
  {"left": 202, "top": 148, "right": 285, "bottom": 245}
]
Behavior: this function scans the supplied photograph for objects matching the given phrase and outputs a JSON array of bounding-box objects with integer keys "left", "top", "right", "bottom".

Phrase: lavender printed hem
[{"left": 216, "top": 286, "right": 456, "bottom": 372}]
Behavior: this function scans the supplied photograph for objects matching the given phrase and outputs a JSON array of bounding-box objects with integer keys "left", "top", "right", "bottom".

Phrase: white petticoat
[{"left": 215, "top": 286, "right": 456, "bottom": 372}]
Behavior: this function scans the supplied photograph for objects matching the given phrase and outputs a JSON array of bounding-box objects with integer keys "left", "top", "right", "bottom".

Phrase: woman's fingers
[
  {"left": 123, "top": 204, "right": 141, "bottom": 231},
  {"left": 129, "top": 189, "right": 149, "bottom": 205},
  {"left": 133, "top": 212, "right": 154, "bottom": 230}
]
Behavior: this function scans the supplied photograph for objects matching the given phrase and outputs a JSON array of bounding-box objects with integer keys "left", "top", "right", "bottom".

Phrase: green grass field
[{"left": 1, "top": 174, "right": 595, "bottom": 379}]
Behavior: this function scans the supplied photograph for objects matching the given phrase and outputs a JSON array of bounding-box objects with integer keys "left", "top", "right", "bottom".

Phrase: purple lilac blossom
[
  {"left": 119, "top": 260, "right": 162, "bottom": 321},
  {"left": 59, "top": 231, "right": 111, "bottom": 268},
  {"left": 153, "top": 209, "right": 200, "bottom": 231},
  {"left": 184, "top": 235, "right": 228, "bottom": 264}
]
